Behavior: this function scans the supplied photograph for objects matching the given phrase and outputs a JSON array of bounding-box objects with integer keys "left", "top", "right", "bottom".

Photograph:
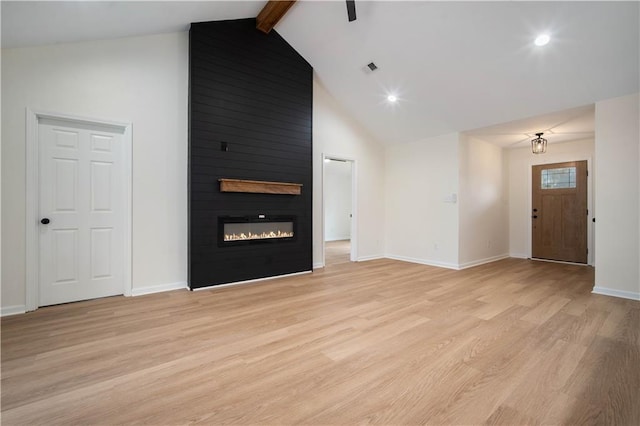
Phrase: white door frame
[
  {"left": 527, "top": 156, "right": 594, "bottom": 265},
  {"left": 322, "top": 153, "right": 357, "bottom": 266},
  {"left": 25, "top": 108, "right": 133, "bottom": 311}
]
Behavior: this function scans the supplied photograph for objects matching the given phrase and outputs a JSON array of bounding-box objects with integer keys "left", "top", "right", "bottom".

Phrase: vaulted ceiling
[{"left": 2, "top": 1, "right": 638, "bottom": 147}]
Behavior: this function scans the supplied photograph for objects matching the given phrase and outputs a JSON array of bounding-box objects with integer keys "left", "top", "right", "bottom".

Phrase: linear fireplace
[{"left": 218, "top": 215, "right": 296, "bottom": 246}]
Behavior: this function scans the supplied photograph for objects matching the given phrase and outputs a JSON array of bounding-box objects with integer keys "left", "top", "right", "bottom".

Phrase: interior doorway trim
[
  {"left": 321, "top": 153, "right": 357, "bottom": 267},
  {"left": 527, "top": 156, "right": 593, "bottom": 265},
  {"left": 25, "top": 108, "right": 133, "bottom": 311}
]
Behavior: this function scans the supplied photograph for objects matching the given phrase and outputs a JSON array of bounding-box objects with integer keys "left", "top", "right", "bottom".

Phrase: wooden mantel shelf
[{"left": 219, "top": 179, "right": 302, "bottom": 195}]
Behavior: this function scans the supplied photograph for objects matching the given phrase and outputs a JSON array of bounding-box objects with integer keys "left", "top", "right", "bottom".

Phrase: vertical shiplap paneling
[{"left": 189, "top": 19, "right": 313, "bottom": 288}]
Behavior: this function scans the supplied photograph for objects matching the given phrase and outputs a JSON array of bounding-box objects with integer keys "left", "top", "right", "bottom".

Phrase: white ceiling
[
  {"left": 465, "top": 104, "right": 594, "bottom": 149},
  {"left": 2, "top": 1, "right": 638, "bottom": 147},
  {"left": 276, "top": 1, "right": 637, "bottom": 145},
  {"left": 1, "top": 1, "right": 265, "bottom": 48}
]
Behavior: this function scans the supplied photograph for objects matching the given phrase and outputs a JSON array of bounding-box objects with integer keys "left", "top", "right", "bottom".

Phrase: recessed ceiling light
[
  {"left": 387, "top": 94, "right": 398, "bottom": 103},
  {"left": 534, "top": 34, "right": 550, "bottom": 46}
]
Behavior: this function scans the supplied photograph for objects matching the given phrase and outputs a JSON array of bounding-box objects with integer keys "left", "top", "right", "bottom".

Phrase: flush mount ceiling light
[
  {"left": 531, "top": 132, "right": 548, "bottom": 154},
  {"left": 387, "top": 94, "right": 398, "bottom": 103},
  {"left": 534, "top": 34, "right": 550, "bottom": 46}
]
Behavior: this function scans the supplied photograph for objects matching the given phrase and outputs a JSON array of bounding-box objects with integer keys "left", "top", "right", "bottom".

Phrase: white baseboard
[
  {"left": 385, "top": 254, "right": 459, "bottom": 270},
  {"left": 192, "top": 270, "right": 313, "bottom": 291},
  {"left": 313, "top": 262, "right": 325, "bottom": 269},
  {"left": 1, "top": 305, "right": 27, "bottom": 317},
  {"left": 131, "top": 281, "right": 188, "bottom": 297},
  {"left": 357, "top": 255, "right": 384, "bottom": 262},
  {"left": 458, "top": 254, "right": 510, "bottom": 270},
  {"left": 509, "top": 253, "right": 529, "bottom": 260},
  {"left": 592, "top": 286, "right": 640, "bottom": 301}
]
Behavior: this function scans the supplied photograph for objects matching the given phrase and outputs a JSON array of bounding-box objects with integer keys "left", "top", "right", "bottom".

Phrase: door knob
[{"left": 41, "top": 218, "right": 50, "bottom": 224}]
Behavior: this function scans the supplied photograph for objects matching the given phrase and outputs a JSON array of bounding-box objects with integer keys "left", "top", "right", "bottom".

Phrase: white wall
[
  {"left": 594, "top": 93, "right": 640, "bottom": 300},
  {"left": 3, "top": 32, "right": 636, "bottom": 312},
  {"left": 0, "top": 40, "right": 3, "bottom": 312},
  {"left": 385, "top": 133, "right": 460, "bottom": 268},
  {"left": 458, "top": 135, "right": 509, "bottom": 267},
  {"left": 324, "top": 159, "right": 352, "bottom": 241},
  {"left": 2, "top": 32, "right": 189, "bottom": 312},
  {"left": 508, "top": 138, "right": 595, "bottom": 261},
  {"left": 313, "top": 79, "right": 386, "bottom": 267}
]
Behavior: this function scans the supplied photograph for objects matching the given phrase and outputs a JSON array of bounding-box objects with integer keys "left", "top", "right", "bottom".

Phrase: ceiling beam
[{"left": 256, "top": 0, "right": 297, "bottom": 34}]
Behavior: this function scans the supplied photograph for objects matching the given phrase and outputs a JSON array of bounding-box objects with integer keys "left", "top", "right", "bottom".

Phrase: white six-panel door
[{"left": 38, "top": 118, "right": 125, "bottom": 306}]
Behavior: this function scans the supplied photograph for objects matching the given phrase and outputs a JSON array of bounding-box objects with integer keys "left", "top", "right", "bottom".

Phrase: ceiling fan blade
[{"left": 346, "top": 0, "right": 356, "bottom": 22}]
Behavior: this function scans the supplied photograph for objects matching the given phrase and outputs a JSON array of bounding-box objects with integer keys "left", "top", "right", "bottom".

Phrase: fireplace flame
[{"left": 224, "top": 230, "right": 294, "bottom": 241}]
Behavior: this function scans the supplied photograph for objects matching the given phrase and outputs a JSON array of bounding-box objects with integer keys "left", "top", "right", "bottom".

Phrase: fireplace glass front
[{"left": 218, "top": 216, "right": 295, "bottom": 246}]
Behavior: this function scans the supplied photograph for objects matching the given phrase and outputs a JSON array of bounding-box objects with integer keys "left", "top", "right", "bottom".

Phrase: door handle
[
  {"left": 41, "top": 218, "right": 50, "bottom": 224},
  {"left": 532, "top": 215, "right": 538, "bottom": 219}
]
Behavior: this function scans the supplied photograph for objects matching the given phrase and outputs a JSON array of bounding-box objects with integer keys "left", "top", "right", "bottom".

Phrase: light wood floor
[
  {"left": 325, "top": 239, "right": 351, "bottom": 265},
  {"left": 2, "top": 258, "right": 639, "bottom": 425}
]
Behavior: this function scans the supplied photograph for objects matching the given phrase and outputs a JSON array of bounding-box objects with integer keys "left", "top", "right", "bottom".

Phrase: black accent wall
[{"left": 189, "top": 19, "right": 313, "bottom": 289}]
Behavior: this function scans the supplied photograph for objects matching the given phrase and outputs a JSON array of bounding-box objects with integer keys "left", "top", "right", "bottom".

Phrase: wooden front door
[{"left": 532, "top": 160, "right": 588, "bottom": 263}]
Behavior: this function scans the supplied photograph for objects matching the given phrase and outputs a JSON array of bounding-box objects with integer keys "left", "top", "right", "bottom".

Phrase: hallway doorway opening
[{"left": 323, "top": 156, "right": 356, "bottom": 266}]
